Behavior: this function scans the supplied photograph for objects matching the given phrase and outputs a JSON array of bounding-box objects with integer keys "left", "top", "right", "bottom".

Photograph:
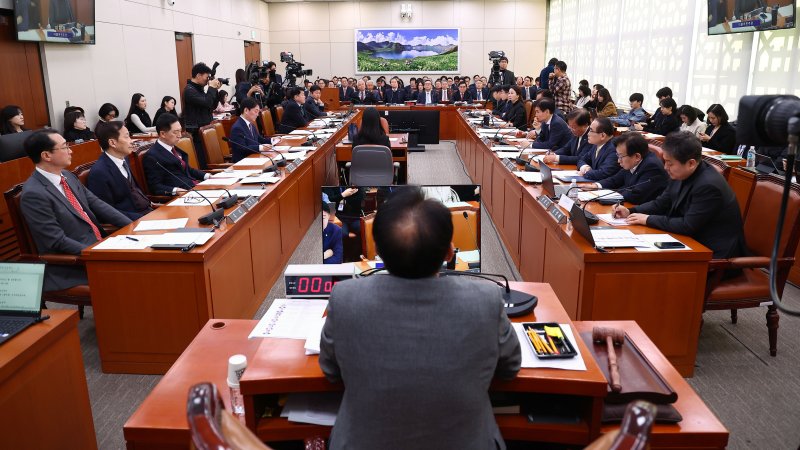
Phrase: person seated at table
[
  {"left": 62, "top": 111, "right": 95, "bottom": 143},
  {"left": 452, "top": 81, "right": 474, "bottom": 103},
  {"left": 1, "top": 105, "right": 26, "bottom": 135},
  {"left": 593, "top": 132, "right": 668, "bottom": 204},
  {"left": 88, "top": 122, "right": 153, "bottom": 220},
  {"left": 322, "top": 186, "right": 365, "bottom": 237},
  {"left": 610, "top": 93, "right": 647, "bottom": 127},
  {"left": 470, "top": 79, "right": 489, "bottom": 102},
  {"left": 319, "top": 186, "right": 521, "bottom": 450},
  {"left": 153, "top": 96, "right": 178, "bottom": 124},
  {"left": 277, "top": 87, "right": 311, "bottom": 134},
  {"left": 350, "top": 80, "right": 377, "bottom": 105},
  {"left": 416, "top": 79, "right": 440, "bottom": 105},
  {"left": 574, "top": 85, "right": 592, "bottom": 109},
  {"left": 637, "top": 87, "right": 673, "bottom": 130},
  {"left": 698, "top": 104, "right": 737, "bottom": 154},
  {"left": 214, "top": 90, "right": 235, "bottom": 114},
  {"left": 352, "top": 108, "right": 390, "bottom": 149},
  {"left": 384, "top": 77, "right": 407, "bottom": 104},
  {"left": 595, "top": 88, "right": 618, "bottom": 118},
  {"left": 304, "top": 85, "right": 327, "bottom": 119},
  {"left": 95, "top": 103, "right": 119, "bottom": 134},
  {"left": 613, "top": 132, "right": 745, "bottom": 259},
  {"left": 339, "top": 78, "right": 354, "bottom": 102},
  {"left": 142, "top": 114, "right": 210, "bottom": 196},
  {"left": 490, "top": 85, "right": 507, "bottom": 115},
  {"left": 124, "top": 93, "right": 157, "bottom": 134},
  {"left": 503, "top": 86, "right": 528, "bottom": 131},
  {"left": 529, "top": 98, "right": 572, "bottom": 150},
  {"left": 229, "top": 98, "right": 271, "bottom": 163},
  {"left": 322, "top": 203, "right": 343, "bottom": 265},
  {"left": 678, "top": 105, "right": 706, "bottom": 137},
  {"left": 634, "top": 97, "right": 680, "bottom": 136},
  {"left": 542, "top": 108, "right": 593, "bottom": 165},
  {"left": 19, "top": 130, "right": 131, "bottom": 292},
  {"left": 578, "top": 117, "right": 621, "bottom": 180}
]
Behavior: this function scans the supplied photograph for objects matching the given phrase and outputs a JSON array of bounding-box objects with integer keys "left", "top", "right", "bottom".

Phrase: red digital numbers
[{"left": 296, "top": 277, "right": 334, "bottom": 293}]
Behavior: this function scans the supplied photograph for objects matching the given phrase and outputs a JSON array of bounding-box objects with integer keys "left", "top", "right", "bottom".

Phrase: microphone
[
  {"left": 439, "top": 270, "right": 538, "bottom": 317},
  {"left": 461, "top": 211, "right": 480, "bottom": 270},
  {"left": 579, "top": 178, "right": 653, "bottom": 223},
  {"left": 154, "top": 161, "right": 224, "bottom": 226},
  {"left": 221, "top": 136, "right": 285, "bottom": 169},
  {"left": 492, "top": 121, "right": 511, "bottom": 144},
  {"left": 302, "top": 129, "right": 319, "bottom": 146}
]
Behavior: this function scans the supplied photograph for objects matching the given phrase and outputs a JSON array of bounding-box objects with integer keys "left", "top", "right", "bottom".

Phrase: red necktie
[
  {"left": 171, "top": 147, "right": 186, "bottom": 169},
  {"left": 61, "top": 176, "right": 102, "bottom": 240}
]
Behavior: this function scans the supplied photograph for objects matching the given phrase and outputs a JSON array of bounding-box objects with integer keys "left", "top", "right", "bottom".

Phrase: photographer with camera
[
  {"left": 182, "top": 62, "right": 222, "bottom": 169},
  {"left": 488, "top": 52, "right": 515, "bottom": 88}
]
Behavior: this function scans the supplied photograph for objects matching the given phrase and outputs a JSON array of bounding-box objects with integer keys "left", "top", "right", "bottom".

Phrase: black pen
[{"left": 126, "top": 236, "right": 139, "bottom": 242}]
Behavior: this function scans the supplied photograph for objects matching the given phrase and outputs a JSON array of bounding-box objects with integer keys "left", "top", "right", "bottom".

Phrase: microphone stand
[
  {"left": 439, "top": 270, "right": 538, "bottom": 317},
  {"left": 155, "top": 161, "right": 224, "bottom": 227}
]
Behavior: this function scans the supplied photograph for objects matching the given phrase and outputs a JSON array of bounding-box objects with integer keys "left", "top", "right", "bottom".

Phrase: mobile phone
[{"left": 654, "top": 241, "right": 685, "bottom": 249}]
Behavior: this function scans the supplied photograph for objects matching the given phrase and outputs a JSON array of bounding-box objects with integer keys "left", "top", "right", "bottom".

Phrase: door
[
  {"left": 175, "top": 33, "right": 194, "bottom": 106},
  {"left": 244, "top": 41, "right": 261, "bottom": 65}
]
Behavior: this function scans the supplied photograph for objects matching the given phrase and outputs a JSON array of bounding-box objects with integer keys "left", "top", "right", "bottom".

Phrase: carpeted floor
[{"left": 68, "top": 141, "right": 800, "bottom": 449}]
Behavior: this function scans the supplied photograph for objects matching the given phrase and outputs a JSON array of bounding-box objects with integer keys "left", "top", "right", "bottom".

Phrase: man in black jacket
[
  {"left": 182, "top": 62, "right": 221, "bottom": 169},
  {"left": 594, "top": 132, "right": 667, "bottom": 204}
]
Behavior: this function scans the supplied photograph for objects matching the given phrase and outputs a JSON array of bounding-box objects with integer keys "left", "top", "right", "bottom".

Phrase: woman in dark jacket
[
  {"left": 352, "top": 107, "right": 390, "bottom": 148},
  {"left": 124, "top": 93, "right": 155, "bottom": 133},
  {"left": 636, "top": 97, "right": 680, "bottom": 136},
  {"left": 699, "top": 104, "right": 737, "bottom": 154},
  {"left": 63, "top": 111, "right": 95, "bottom": 142},
  {"left": 503, "top": 86, "right": 528, "bottom": 131}
]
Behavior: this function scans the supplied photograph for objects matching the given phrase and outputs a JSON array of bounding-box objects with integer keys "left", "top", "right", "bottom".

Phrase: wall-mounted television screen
[
  {"left": 708, "top": 0, "right": 795, "bottom": 35},
  {"left": 321, "top": 185, "right": 481, "bottom": 272},
  {"left": 14, "top": 0, "right": 95, "bottom": 44}
]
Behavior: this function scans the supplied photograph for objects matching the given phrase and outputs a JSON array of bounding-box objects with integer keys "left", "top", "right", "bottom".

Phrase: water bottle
[
  {"left": 568, "top": 179, "right": 579, "bottom": 201},
  {"left": 746, "top": 148, "right": 756, "bottom": 168},
  {"left": 227, "top": 354, "right": 247, "bottom": 416}
]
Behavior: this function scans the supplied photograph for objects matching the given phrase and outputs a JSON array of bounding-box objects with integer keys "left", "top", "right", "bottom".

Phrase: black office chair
[{"left": 350, "top": 145, "right": 394, "bottom": 186}]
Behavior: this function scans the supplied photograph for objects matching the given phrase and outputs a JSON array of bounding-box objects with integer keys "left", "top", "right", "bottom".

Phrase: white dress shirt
[
  {"left": 35, "top": 167, "right": 66, "bottom": 197},
  {"left": 106, "top": 152, "right": 129, "bottom": 179}
]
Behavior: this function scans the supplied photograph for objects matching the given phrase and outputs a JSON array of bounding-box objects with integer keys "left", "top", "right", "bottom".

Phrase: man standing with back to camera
[
  {"left": 319, "top": 186, "right": 521, "bottom": 450},
  {"left": 182, "top": 62, "right": 221, "bottom": 169}
]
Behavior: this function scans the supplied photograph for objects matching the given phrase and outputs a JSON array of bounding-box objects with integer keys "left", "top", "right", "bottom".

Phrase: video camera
[
  {"left": 209, "top": 61, "right": 229, "bottom": 86},
  {"left": 279, "top": 51, "right": 312, "bottom": 87},
  {"left": 488, "top": 51, "right": 505, "bottom": 86}
]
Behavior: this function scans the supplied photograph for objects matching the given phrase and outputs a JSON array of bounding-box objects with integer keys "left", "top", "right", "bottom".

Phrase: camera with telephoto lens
[
  {"left": 209, "top": 61, "right": 229, "bottom": 86},
  {"left": 280, "top": 51, "right": 312, "bottom": 87}
]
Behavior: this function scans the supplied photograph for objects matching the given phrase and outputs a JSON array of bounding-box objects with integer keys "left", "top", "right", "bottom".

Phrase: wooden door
[
  {"left": 244, "top": 41, "right": 261, "bottom": 66},
  {"left": 175, "top": 33, "right": 194, "bottom": 106},
  {"left": 0, "top": 12, "right": 50, "bottom": 129}
]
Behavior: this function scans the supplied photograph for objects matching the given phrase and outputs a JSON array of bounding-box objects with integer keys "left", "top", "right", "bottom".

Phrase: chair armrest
[
  {"left": 39, "top": 254, "right": 84, "bottom": 265},
  {"left": 102, "top": 224, "right": 120, "bottom": 235},
  {"left": 148, "top": 195, "right": 173, "bottom": 203},
  {"left": 709, "top": 256, "right": 795, "bottom": 270}
]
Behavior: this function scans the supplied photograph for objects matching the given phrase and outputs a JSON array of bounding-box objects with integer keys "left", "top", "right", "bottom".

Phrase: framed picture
[{"left": 355, "top": 28, "right": 460, "bottom": 74}]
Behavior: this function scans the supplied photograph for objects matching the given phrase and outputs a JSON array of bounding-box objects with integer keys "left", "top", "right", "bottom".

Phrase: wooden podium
[{"left": 321, "top": 87, "right": 340, "bottom": 110}]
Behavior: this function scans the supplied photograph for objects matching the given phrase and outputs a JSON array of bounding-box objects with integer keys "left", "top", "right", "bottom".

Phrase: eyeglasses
[
  {"left": 51, "top": 143, "right": 71, "bottom": 152},
  {"left": 616, "top": 154, "right": 629, "bottom": 160},
  {"left": 588, "top": 128, "right": 600, "bottom": 133}
]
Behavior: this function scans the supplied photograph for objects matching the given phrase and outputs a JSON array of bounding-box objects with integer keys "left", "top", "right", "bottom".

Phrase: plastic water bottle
[
  {"left": 568, "top": 179, "right": 579, "bottom": 201},
  {"left": 227, "top": 354, "right": 247, "bottom": 416},
  {"left": 746, "top": 149, "right": 756, "bottom": 168}
]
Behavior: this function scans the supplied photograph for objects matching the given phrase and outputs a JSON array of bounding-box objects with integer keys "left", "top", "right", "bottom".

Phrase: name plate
[
  {"left": 226, "top": 205, "right": 248, "bottom": 224},
  {"left": 547, "top": 205, "right": 568, "bottom": 224},
  {"left": 241, "top": 196, "right": 259, "bottom": 211},
  {"left": 537, "top": 195, "right": 554, "bottom": 209},
  {"left": 501, "top": 158, "right": 516, "bottom": 171},
  {"left": 285, "top": 162, "right": 298, "bottom": 173}
]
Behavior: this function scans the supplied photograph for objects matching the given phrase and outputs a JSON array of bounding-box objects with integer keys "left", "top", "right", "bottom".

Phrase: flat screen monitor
[
  {"left": 387, "top": 110, "right": 440, "bottom": 145},
  {"left": 321, "top": 185, "right": 481, "bottom": 272},
  {"left": 14, "top": 0, "right": 96, "bottom": 44},
  {"left": 708, "top": 0, "right": 795, "bottom": 35},
  {"left": 0, "top": 130, "right": 34, "bottom": 163}
]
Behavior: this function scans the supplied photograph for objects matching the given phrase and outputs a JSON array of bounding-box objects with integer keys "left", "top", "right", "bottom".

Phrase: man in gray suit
[
  {"left": 319, "top": 187, "right": 521, "bottom": 450},
  {"left": 20, "top": 130, "right": 131, "bottom": 292}
]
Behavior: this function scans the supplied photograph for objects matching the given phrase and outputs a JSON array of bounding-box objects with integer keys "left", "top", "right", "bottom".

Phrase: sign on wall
[{"left": 355, "top": 28, "right": 460, "bottom": 74}]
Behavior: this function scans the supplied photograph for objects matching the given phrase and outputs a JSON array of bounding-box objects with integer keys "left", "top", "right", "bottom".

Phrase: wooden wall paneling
[
  {"left": 727, "top": 168, "right": 756, "bottom": 217},
  {"left": 297, "top": 167, "right": 316, "bottom": 228},
  {"left": 207, "top": 230, "right": 257, "bottom": 319},
  {"left": 0, "top": 13, "right": 50, "bottom": 129},
  {"left": 278, "top": 180, "right": 301, "bottom": 254},
  {"left": 542, "top": 232, "right": 582, "bottom": 318},
  {"left": 482, "top": 148, "right": 493, "bottom": 210},
  {"left": 251, "top": 201, "right": 283, "bottom": 298},
  {"left": 519, "top": 194, "right": 547, "bottom": 282},
  {"left": 502, "top": 177, "right": 522, "bottom": 266},
  {"left": 491, "top": 160, "right": 505, "bottom": 228},
  {"left": 175, "top": 33, "right": 194, "bottom": 106}
]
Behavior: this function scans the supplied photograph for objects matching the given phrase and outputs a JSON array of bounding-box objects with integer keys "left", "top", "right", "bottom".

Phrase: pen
[
  {"left": 126, "top": 236, "right": 139, "bottom": 242},
  {"left": 612, "top": 202, "right": 621, "bottom": 219}
]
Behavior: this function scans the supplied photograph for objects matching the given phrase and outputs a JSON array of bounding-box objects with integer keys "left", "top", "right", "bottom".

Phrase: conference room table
[{"left": 123, "top": 282, "right": 728, "bottom": 449}]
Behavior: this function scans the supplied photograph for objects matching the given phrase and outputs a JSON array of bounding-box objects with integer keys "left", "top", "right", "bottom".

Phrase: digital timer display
[{"left": 285, "top": 275, "right": 351, "bottom": 297}]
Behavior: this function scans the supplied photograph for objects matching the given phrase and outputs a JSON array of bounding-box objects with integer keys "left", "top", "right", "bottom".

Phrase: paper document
[
  {"left": 198, "top": 178, "right": 239, "bottom": 186},
  {"left": 635, "top": 234, "right": 692, "bottom": 252},
  {"left": 282, "top": 150, "right": 307, "bottom": 160},
  {"left": 496, "top": 152, "right": 522, "bottom": 159},
  {"left": 304, "top": 317, "right": 326, "bottom": 355},
  {"left": 211, "top": 170, "right": 260, "bottom": 179},
  {"left": 477, "top": 128, "right": 515, "bottom": 134},
  {"left": 389, "top": 138, "right": 400, "bottom": 142},
  {"left": 248, "top": 298, "right": 329, "bottom": 339},
  {"left": 514, "top": 171, "right": 542, "bottom": 183},
  {"left": 168, "top": 194, "right": 222, "bottom": 206},
  {"left": 93, "top": 235, "right": 152, "bottom": 250},
  {"left": 231, "top": 188, "right": 268, "bottom": 197},
  {"left": 596, "top": 214, "right": 628, "bottom": 226},
  {"left": 233, "top": 157, "right": 270, "bottom": 166},
  {"left": 577, "top": 190, "right": 622, "bottom": 202},
  {"left": 93, "top": 232, "right": 214, "bottom": 250},
  {"left": 239, "top": 174, "right": 280, "bottom": 184},
  {"left": 513, "top": 323, "right": 587, "bottom": 370},
  {"left": 457, "top": 250, "right": 481, "bottom": 264},
  {"left": 133, "top": 218, "right": 189, "bottom": 232},
  {"left": 281, "top": 392, "right": 341, "bottom": 426},
  {"left": 289, "top": 129, "right": 313, "bottom": 135},
  {"left": 272, "top": 145, "right": 291, "bottom": 151},
  {"left": 491, "top": 145, "right": 518, "bottom": 151},
  {"left": 443, "top": 201, "right": 472, "bottom": 208},
  {"left": 590, "top": 229, "right": 644, "bottom": 247}
]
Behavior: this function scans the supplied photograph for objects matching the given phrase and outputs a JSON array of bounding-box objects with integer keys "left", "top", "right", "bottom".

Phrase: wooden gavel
[{"left": 592, "top": 326, "right": 625, "bottom": 393}]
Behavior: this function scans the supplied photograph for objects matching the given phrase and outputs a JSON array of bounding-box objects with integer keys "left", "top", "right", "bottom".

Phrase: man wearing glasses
[
  {"left": 577, "top": 117, "right": 621, "bottom": 180},
  {"left": 593, "top": 132, "right": 667, "bottom": 204},
  {"left": 19, "top": 130, "right": 131, "bottom": 292},
  {"left": 143, "top": 113, "right": 210, "bottom": 196}
]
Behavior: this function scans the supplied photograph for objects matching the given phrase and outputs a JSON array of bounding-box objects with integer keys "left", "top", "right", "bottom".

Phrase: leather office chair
[
  {"left": 176, "top": 137, "right": 201, "bottom": 170},
  {"left": 134, "top": 146, "right": 173, "bottom": 203},
  {"left": 274, "top": 105, "right": 284, "bottom": 124},
  {"left": 213, "top": 122, "right": 232, "bottom": 160},
  {"left": 4, "top": 184, "right": 91, "bottom": 319},
  {"left": 647, "top": 144, "right": 664, "bottom": 164},
  {"left": 350, "top": 145, "right": 394, "bottom": 186},
  {"left": 259, "top": 110, "right": 276, "bottom": 136},
  {"left": 359, "top": 212, "right": 377, "bottom": 261},
  {"left": 524, "top": 100, "right": 534, "bottom": 128},
  {"left": 701, "top": 154, "right": 730, "bottom": 179},
  {"left": 72, "top": 161, "right": 96, "bottom": 186},
  {"left": 451, "top": 207, "right": 480, "bottom": 251},
  {"left": 200, "top": 125, "right": 233, "bottom": 169},
  {"left": 704, "top": 174, "right": 800, "bottom": 356}
]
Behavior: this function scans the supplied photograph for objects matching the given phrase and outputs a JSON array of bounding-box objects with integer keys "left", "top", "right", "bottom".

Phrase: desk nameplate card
[
  {"left": 226, "top": 205, "right": 248, "bottom": 224},
  {"left": 548, "top": 205, "right": 568, "bottom": 224},
  {"left": 241, "top": 196, "right": 259, "bottom": 211}
]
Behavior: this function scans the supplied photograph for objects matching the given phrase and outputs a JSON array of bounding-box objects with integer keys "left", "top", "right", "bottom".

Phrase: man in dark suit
[
  {"left": 87, "top": 122, "right": 153, "bottom": 220},
  {"left": 521, "top": 76, "right": 537, "bottom": 101},
  {"left": 614, "top": 132, "right": 745, "bottom": 259},
  {"left": 182, "top": 62, "right": 221, "bottom": 169},
  {"left": 578, "top": 117, "right": 621, "bottom": 181},
  {"left": 304, "top": 85, "right": 327, "bottom": 119},
  {"left": 229, "top": 98, "right": 271, "bottom": 163},
  {"left": 319, "top": 187, "right": 520, "bottom": 449},
  {"left": 349, "top": 80, "right": 377, "bottom": 105},
  {"left": 595, "top": 132, "right": 668, "bottom": 204},
  {"left": 278, "top": 87, "right": 311, "bottom": 133},
  {"left": 470, "top": 79, "right": 489, "bottom": 102},
  {"left": 19, "top": 130, "right": 131, "bottom": 291},
  {"left": 490, "top": 86, "right": 508, "bottom": 116},
  {"left": 416, "top": 79, "right": 440, "bottom": 105},
  {"left": 530, "top": 98, "right": 572, "bottom": 150},
  {"left": 339, "top": 78, "right": 354, "bottom": 102},
  {"left": 143, "top": 114, "right": 210, "bottom": 196},
  {"left": 383, "top": 77, "right": 406, "bottom": 104},
  {"left": 451, "top": 82, "right": 473, "bottom": 103},
  {"left": 539, "top": 58, "right": 558, "bottom": 90},
  {"left": 496, "top": 56, "right": 515, "bottom": 87},
  {"left": 542, "top": 108, "right": 593, "bottom": 165}
]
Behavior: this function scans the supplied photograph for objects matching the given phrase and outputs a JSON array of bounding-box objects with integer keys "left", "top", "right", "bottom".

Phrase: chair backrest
[
  {"left": 742, "top": 174, "right": 800, "bottom": 259},
  {"left": 350, "top": 145, "right": 393, "bottom": 186},
  {"left": 187, "top": 383, "right": 271, "bottom": 450},
  {"left": 201, "top": 125, "right": 225, "bottom": 165},
  {"left": 647, "top": 144, "right": 664, "bottom": 163},
  {"left": 452, "top": 207, "right": 480, "bottom": 251},
  {"left": 259, "top": 110, "right": 275, "bottom": 136},
  {"left": 72, "top": 160, "right": 96, "bottom": 186},
  {"left": 3, "top": 183, "right": 37, "bottom": 256},
  {"left": 213, "top": 122, "right": 231, "bottom": 158},
  {"left": 274, "top": 105, "right": 284, "bottom": 123},
  {"left": 701, "top": 155, "right": 730, "bottom": 179},
  {"left": 360, "top": 213, "right": 377, "bottom": 260},
  {"left": 132, "top": 144, "right": 154, "bottom": 196},
  {"left": 176, "top": 137, "right": 200, "bottom": 169},
  {"left": 524, "top": 100, "right": 534, "bottom": 127}
]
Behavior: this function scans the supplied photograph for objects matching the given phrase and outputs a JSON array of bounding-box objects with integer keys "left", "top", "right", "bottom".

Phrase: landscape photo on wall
[{"left": 355, "top": 28, "right": 460, "bottom": 74}]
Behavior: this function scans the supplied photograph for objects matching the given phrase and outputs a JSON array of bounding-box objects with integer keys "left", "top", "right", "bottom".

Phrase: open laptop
[
  {"left": 0, "top": 262, "right": 46, "bottom": 345},
  {"left": 540, "top": 163, "right": 572, "bottom": 198}
]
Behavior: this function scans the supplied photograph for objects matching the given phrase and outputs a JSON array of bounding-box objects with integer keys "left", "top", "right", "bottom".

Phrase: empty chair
[
  {"left": 350, "top": 145, "right": 394, "bottom": 186},
  {"left": 259, "top": 109, "right": 275, "bottom": 136},
  {"left": 200, "top": 125, "right": 233, "bottom": 169},
  {"left": 212, "top": 122, "right": 231, "bottom": 159}
]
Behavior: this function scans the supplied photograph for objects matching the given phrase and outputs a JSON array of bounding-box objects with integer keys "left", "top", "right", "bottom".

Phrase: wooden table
[
  {"left": 124, "top": 283, "right": 727, "bottom": 449},
  {"left": 456, "top": 114, "right": 713, "bottom": 377},
  {"left": 0, "top": 310, "right": 97, "bottom": 449},
  {"left": 335, "top": 133, "right": 409, "bottom": 183}
]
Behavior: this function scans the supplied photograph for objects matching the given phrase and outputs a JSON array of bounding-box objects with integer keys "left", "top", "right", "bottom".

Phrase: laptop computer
[
  {"left": 0, "top": 262, "right": 46, "bottom": 345},
  {"left": 540, "top": 163, "right": 572, "bottom": 198}
]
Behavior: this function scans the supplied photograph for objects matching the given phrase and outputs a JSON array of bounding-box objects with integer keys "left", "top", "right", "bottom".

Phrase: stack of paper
[
  {"left": 443, "top": 201, "right": 472, "bottom": 208},
  {"left": 491, "top": 145, "right": 518, "bottom": 151},
  {"left": 281, "top": 392, "right": 341, "bottom": 426},
  {"left": 198, "top": 178, "right": 239, "bottom": 186},
  {"left": 92, "top": 232, "right": 215, "bottom": 250},
  {"left": 133, "top": 218, "right": 189, "bottom": 231},
  {"left": 210, "top": 170, "right": 260, "bottom": 179},
  {"left": 248, "top": 298, "right": 329, "bottom": 339},
  {"left": 496, "top": 151, "right": 522, "bottom": 159},
  {"left": 304, "top": 317, "right": 326, "bottom": 355},
  {"left": 514, "top": 171, "right": 543, "bottom": 183},
  {"left": 596, "top": 214, "right": 628, "bottom": 226},
  {"left": 590, "top": 229, "right": 644, "bottom": 247},
  {"left": 239, "top": 174, "right": 280, "bottom": 184},
  {"left": 233, "top": 157, "right": 270, "bottom": 167}
]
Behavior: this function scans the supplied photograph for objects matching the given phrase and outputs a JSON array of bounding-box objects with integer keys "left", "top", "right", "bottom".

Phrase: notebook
[{"left": 0, "top": 262, "right": 46, "bottom": 345}]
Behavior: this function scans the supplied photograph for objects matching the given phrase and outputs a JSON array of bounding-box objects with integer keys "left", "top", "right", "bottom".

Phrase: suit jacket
[
  {"left": 531, "top": 114, "right": 572, "bottom": 150},
  {"left": 350, "top": 89, "right": 377, "bottom": 105},
  {"left": 521, "top": 86, "right": 537, "bottom": 101},
  {"left": 437, "top": 88, "right": 452, "bottom": 102},
  {"left": 383, "top": 88, "right": 406, "bottom": 104},
  {"left": 631, "top": 161, "right": 745, "bottom": 259},
  {"left": 499, "top": 70, "right": 515, "bottom": 87},
  {"left": 596, "top": 151, "right": 668, "bottom": 204},
  {"left": 142, "top": 141, "right": 206, "bottom": 196},
  {"left": 469, "top": 87, "right": 490, "bottom": 102},
  {"left": 322, "top": 222, "right": 343, "bottom": 264},
  {"left": 644, "top": 112, "right": 680, "bottom": 136},
  {"left": 278, "top": 101, "right": 310, "bottom": 133},
  {"left": 416, "top": 90, "right": 440, "bottom": 105},
  {"left": 452, "top": 90, "right": 473, "bottom": 103},
  {"left": 304, "top": 97, "right": 326, "bottom": 119},
  {"left": 539, "top": 65, "right": 555, "bottom": 90},
  {"left": 504, "top": 100, "right": 527, "bottom": 130},
  {"left": 229, "top": 117, "right": 270, "bottom": 163},
  {"left": 20, "top": 170, "right": 131, "bottom": 291},
  {"left": 491, "top": 99, "right": 507, "bottom": 116},
  {"left": 577, "top": 141, "right": 621, "bottom": 180},
  {"left": 554, "top": 130, "right": 592, "bottom": 165},
  {"left": 339, "top": 86, "right": 355, "bottom": 102},
  {"left": 704, "top": 123, "right": 737, "bottom": 155},
  {"left": 319, "top": 275, "right": 521, "bottom": 450},
  {"left": 86, "top": 152, "right": 152, "bottom": 220}
]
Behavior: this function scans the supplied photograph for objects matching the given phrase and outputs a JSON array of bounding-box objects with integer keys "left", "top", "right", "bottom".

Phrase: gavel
[{"left": 592, "top": 326, "right": 625, "bottom": 393}]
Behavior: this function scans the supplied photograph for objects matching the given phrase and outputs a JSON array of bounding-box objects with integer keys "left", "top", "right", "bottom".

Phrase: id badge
[{"left": 337, "top": 202, "right": 344, "bottom": 212}]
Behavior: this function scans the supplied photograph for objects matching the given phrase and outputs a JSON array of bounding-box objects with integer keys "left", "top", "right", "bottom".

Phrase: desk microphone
[
  {"left": 491, "top": 121, "right": 511, "bottom": 143},
  {"left": 439, "top": 270, "right": 538, "bottom": 317},
  {"left": 302, "top": 129, "right": 320, "bottom": 146},
  {"left": 155, "top": 161, "right": 225, "bottom": 226},
  {"left": 221, "top": 136, "right": 285, "bottom": 169},
  {"left": 579, "top": 178, "right": 653, "bottom": 222},
  {"left": 461, "top": 211, "right": 481, "bottom": 270}
]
